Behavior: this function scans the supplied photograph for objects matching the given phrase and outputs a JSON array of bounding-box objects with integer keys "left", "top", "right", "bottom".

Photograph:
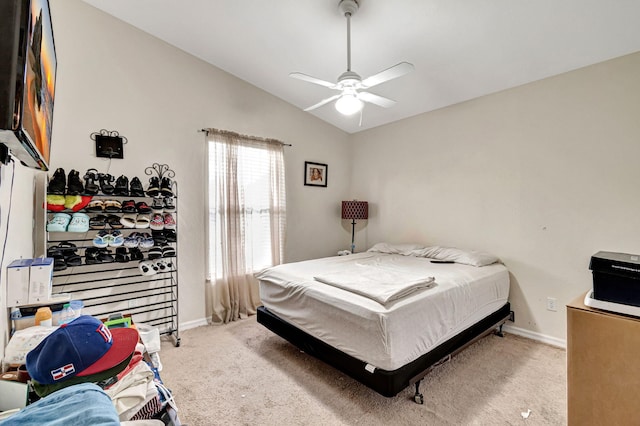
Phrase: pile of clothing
[{"left": 0, "top": 316, "right": 179, "bottom": 425}]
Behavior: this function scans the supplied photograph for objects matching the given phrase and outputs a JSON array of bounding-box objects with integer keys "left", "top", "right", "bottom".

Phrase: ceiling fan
[{"left": 290, "top": 0, "right": 414, "bottom": 117}]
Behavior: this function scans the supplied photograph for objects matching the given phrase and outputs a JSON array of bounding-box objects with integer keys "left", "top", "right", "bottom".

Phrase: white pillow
[
  {"left": 415, "top": 246, "right": 500, "bottom": 267},
  {"left": 367, "top": 242, "right": 426, "bottom": 256}
]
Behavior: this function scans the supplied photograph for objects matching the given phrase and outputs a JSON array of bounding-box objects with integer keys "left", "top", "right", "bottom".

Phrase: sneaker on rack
[
  {"left": 129, "top": 177, "right": 145, "bottom": 197},
  {"left": 115, "top": 247, "right": 129, "bottom": 263},
  {"left": 152, "top": 230, "right": 166, "bottom": 244},
  {"left": 129, "top": 247, "right": 144, "bottom": 261},
  {"left": 124, "top": 232, "right": 140, "bottom": 248},
  {"left": 163, "top": 197, "right": 176, "bottom": 213},
  {"left": 146, "top": 177, "right": 161, "bottom": 197},
  {"left": 150, "top": 213, "right": 164, "bottom": 230},
  {"left": 47, "top": 168, "right": 66, "bottom": 195},
  {"left": 163, "top": 229, "right": 177, "bottom": 243},
  {"left": 163, "top": 213, "right": 176, "bottom": 230},
  {"left": 66, "top": 170, "right": 84, "bottom": 195},
  {"left": 160, "top": 178, "right": 174, "bottom": 197},
  {"left": 113, "top": 175, "right": 129, "bottom": 196},
  {"left": 148, "top": 245, "right": 163, "bottom": 260},
  {"left": 151, "top": 197, "right": 164, "bottom": 213},
  {"left": 139, "top": 233, "right": 155, "bottom": 249}
]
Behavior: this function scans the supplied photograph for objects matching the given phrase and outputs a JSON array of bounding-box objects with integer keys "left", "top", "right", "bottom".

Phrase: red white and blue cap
[{"left": 26, "top": 315, "right": 139, "bottom": 384}]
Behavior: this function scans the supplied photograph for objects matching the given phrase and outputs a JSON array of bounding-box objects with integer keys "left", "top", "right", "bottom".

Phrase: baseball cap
[{"left": 26, "top": 315, "right": 139, "bottom": 385}]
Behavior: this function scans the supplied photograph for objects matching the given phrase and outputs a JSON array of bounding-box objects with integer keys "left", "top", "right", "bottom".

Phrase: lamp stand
[{"left": 350, "top": 218, "right": 356, "bottom": 253}]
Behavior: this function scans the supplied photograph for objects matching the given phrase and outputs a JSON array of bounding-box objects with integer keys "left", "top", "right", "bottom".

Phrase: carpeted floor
[{"left": 159, "top": 318, "right": 566, "bottom": 426}]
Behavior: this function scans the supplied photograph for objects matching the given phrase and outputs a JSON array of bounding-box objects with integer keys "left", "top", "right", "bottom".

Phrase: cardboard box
[
  {"left": 28, "top": 258, "right": 53, "bottom": 304},
  {"left": 6, "top": 259, "right": 32, "bottom": 307}
]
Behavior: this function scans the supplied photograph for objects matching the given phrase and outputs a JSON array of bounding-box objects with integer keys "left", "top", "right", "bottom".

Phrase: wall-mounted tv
[{"left": 0, "top": 0, "right": 56, "bottom": 171}]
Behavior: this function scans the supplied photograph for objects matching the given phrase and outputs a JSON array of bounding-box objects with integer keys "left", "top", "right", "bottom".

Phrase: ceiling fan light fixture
[
  {"left": 290, "top": 0, "right": 413, "bottom": 118},
  {"left": 335, "top": 94, "right": 363, "bottom": 115}
]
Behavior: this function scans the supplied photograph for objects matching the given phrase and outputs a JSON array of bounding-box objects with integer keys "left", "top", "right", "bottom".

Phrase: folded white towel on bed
[{"left": 314, "top": 266, "right": 435, "bottom": 305}]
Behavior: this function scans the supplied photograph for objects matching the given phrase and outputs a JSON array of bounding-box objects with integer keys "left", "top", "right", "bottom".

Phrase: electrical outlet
[{"left": 546, "top": 297, "right": 557, "bottom": 312}]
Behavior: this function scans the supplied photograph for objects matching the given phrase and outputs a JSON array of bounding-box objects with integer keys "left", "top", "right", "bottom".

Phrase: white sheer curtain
[{"left": 205, "top": 129, "right": 286, "bottom": 324}]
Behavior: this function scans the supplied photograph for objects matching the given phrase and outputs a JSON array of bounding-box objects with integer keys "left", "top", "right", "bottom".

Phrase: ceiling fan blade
[
  {"left": 361, "top": 62, "right": 415, "bottom": 88},
  {"left": 289, "top": 72, "right": 337, "bottom": 89},
  {"left": 303, "top": 94, "right": 342, "bottom": 111},
  {"left": 358, "top": 91, "right": 396, "bottom": 108}
]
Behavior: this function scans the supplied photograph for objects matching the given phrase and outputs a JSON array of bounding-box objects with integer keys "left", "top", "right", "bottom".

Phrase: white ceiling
[{"left": 82, "top": 0, "right": 640, "bottom": 134}]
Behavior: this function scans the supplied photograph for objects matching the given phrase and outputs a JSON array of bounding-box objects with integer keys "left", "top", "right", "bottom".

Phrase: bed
[{"left": 255, "top": 243, "right": 511, "bottom": 403}]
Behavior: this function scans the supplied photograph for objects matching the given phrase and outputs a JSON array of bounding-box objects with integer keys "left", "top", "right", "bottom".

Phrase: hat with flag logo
[{"left": 26, "top": 315, "right": 139, "bottom": 385}]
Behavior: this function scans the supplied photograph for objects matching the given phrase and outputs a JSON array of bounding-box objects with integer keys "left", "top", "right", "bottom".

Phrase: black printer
[{"left": 589, "top": 251, "right": 640, "bottom": 307}]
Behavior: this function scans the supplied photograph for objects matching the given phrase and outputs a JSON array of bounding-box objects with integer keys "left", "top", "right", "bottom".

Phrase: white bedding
[
  {"left": 313, "top": 258, "right": 435, "bottom": 305},
  {"left": 256, "top": 252, "right": 510, "bottom": 371}
]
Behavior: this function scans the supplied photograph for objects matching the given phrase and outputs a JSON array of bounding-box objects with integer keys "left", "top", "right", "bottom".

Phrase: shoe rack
[{"left": 37, "top": 164, "right": 180, "bottom": 346}]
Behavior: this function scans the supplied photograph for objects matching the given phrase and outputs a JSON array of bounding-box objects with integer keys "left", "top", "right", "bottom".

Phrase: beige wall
[
  {"left": 0, "top": 0, "right": 352, "bottom": 352},
  {"left": 2, "top": 0, "right": 639, "bottom": 351},
  {"left": 350, "top": 52, "right": 640, "bottom": 344}
]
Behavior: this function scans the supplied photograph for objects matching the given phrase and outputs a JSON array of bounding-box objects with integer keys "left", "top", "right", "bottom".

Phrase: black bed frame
[{"left": 257, "top": 302, "right": 512, "bottom": 403}]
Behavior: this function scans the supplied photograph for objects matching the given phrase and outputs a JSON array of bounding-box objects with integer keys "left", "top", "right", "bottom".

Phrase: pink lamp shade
[{"left": 342, "top": 201, "right": 368, "bottom": 220}]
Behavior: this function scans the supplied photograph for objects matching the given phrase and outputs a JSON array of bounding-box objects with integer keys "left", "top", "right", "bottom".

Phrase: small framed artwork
[{"left": 304, "top": 161, "right": 327, "bottom": 187}]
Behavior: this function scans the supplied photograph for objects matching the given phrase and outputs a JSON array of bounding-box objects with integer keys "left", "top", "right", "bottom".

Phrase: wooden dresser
[{"left": 566, "top": 293, "right": 640, "bottom": 425}]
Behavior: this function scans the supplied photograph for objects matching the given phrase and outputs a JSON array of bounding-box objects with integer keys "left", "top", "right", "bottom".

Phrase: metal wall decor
[
  {"left": 91, "top": 129, "right": 128, "bottom": 159},
  {"left": 145, "top": 163, "right": 175, "bottom": 181}
]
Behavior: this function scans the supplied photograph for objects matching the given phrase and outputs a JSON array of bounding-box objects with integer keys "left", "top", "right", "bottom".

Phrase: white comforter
[{"left": 313, "top": 258, "right": 435, "bottom": 305}]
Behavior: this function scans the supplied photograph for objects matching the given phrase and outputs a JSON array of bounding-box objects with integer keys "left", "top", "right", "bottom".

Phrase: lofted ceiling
[{"left": 81, "top": 0, "right": 640, "bottom": 134}]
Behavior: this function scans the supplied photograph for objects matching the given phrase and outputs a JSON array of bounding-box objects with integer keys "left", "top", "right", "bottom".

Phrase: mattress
[{"left": 256, "top": 252, "right": 510, "bottom": 371}]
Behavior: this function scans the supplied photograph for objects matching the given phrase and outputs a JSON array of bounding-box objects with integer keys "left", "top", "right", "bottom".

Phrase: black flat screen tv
[{"left": 0, "top": 0, "right": 56, "bottom": 171}]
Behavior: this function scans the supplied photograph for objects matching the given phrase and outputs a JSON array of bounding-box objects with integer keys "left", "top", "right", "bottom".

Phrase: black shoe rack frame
[{"left": 39, "top": 165, "right": 180, "bottom": 347}]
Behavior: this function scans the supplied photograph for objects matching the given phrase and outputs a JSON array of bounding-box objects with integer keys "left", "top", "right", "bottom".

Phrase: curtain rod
[{"left": 198, "top": 128, "right": 292, "bottom": 147}]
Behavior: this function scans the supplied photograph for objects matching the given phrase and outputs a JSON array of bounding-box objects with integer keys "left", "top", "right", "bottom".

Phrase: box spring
[{"left": 257, "top": 302, "right": 511, "bottom": 398}]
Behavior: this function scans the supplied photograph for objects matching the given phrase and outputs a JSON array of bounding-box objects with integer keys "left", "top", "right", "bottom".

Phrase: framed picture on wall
[{"left": 304, "top": 161, "right": 327, "bottom": 187}]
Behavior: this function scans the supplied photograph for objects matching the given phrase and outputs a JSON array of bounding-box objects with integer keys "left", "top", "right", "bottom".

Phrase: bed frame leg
[
  {"left": 494, "top": 323, "right": 505, "bottom": 338},
  {"left": 413, "top": 380, "right": 424, "bottom": 404}
]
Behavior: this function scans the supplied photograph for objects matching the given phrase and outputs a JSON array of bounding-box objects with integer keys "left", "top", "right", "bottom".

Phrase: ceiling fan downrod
[{"left": 340, "top": 0, "right": 359, "bottom": 73}]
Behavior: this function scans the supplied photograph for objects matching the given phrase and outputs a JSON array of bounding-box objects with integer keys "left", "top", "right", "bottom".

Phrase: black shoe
[
  {"left": 113, "top": 175, "right": 129, "bottom": 196},
  {"left": 83, "top": 169, "right": 100, "bottom": 195},
  {"left": 129, "top": 247, "right": 144, "bottom": 261},
  {"left": 107, "top": 214, "right": 124, "bottom": 229},
  {"left": 66, "top": 170, "right": 84, "bottom": 195},
  {"left": 47, "top": 168, "right": 66, "bottom": 195},
  {"left": 164, "top": 229, "right": 177, "bottom": 243},
  {"left": 151, "top": 229, "right": 167, "bottom": 245},
  {"left": 98, "top": 173, "right": 115, "bottom": 195},
  {"left": 85, "top": 247, "right": 100, "bottom": 264},
  {"left": 56, "top": 241, "right": 82, "bottom": 266},
  {"left": 47, "top": 246, "right": 67, "bottom": 271},
  {"left": 162, "top": 244, "right": 176, "bottom": 258},
  {"left": 148, "top": 244, "right": 163, "bottom": 260},
  {"left": 160, "top": 178, "right": 174, "bottom": 197},
  {"left": 146, "top": 177, "right": 161, "bottom": 197},
  {"left": 130, "top": 177, "right": 145, "bottom": 197},
  {"left": 115, "top": 247, "right": 130, "bottom": 263},
  {"left": 97, "top": 248, "right": 114, "bottom": 263}
]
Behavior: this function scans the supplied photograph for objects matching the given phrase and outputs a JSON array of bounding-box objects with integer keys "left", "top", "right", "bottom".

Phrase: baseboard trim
[
  {"left": 180, "top": 317, "right": 209, "bottom": 331},
  {"left": 503, "top": 324, "right": 566, "bottom": 349}
]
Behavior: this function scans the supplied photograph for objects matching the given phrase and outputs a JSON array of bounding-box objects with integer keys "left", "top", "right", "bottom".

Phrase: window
[{"left": 206, "top": 132, "right": 286, "bottom": 281}]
